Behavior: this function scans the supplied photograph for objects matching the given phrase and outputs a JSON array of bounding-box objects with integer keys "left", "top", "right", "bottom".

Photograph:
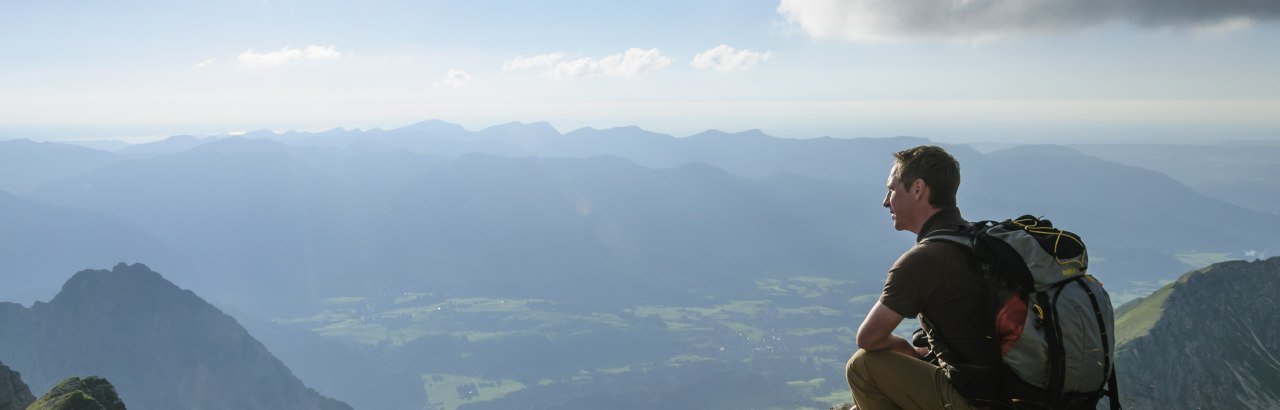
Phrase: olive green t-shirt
[{"left": 880, "top": 207, "right": 1000, "bottom": 374}]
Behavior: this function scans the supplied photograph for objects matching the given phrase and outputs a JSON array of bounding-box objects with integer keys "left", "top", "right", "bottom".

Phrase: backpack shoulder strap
[
  {"left": 922, "top": 232, "right": 971, "bottom": 246},
  {"left": 920, "top": 221, "right": 981, "bottom": 248},
  {"left": 1073, "top": 278, "right": 1122, "bottom": 409},
  {"left": 1107, "top": 368, "right": 1121, "bottom": 410}
]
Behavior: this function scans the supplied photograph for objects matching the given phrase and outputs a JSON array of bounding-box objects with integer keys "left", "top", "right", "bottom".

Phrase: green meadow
[
  {"left": 281, "top": 275, "right": 874, "bottom": 409},
  {"left": 423, "top": 374, "right": 526, "bottom": 410}
]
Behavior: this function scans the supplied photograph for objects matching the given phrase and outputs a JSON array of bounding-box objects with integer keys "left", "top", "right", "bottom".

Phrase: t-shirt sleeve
[{"left": 880, "top": 244, "right": 941, "bottom": 318}]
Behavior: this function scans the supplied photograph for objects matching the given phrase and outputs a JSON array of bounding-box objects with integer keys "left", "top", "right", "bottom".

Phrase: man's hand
[{"left": 856, "top": 300, "right": 916, "bottom": 357}]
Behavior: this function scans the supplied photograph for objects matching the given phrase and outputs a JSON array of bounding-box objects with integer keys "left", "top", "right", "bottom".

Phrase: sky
[{"left": 2, "top": 0, "right": 1279, "bottom": 144}]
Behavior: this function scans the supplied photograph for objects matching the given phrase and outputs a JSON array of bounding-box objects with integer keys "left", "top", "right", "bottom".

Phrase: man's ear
[{"left": 911, "top": 178, "right": 928, "bottom": 199}]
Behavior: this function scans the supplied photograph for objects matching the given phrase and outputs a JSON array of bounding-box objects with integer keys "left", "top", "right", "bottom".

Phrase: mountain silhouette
[
  {"left": 1115, "top": 256, "right": 1280, "bottom": 407},
  {"left": 0, "top": 263, "right": 350, "bottom": 410},
  {"left": 0, "top": 139, "right": 120, "bottom": 193}
]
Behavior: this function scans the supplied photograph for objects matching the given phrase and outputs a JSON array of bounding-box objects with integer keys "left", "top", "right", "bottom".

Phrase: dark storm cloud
[{"left": 778, "top": 0, "right": 1280, "bottom": 42}]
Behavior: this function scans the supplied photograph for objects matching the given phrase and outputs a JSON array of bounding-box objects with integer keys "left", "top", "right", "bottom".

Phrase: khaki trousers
[{"left": 845, "top": 349, "right": 975, "bottom": 410}]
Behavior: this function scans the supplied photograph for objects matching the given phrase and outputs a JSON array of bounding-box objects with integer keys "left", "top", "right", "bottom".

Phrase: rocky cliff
[
  {"left": 0, "top": 263, "right": 350, "bottom": 410},
  {"left": 0, "top": 361, "right": 34, "bottom": 410},
  {"left": 1115, "top": 256, "right": 1280, "bottom": 408}
]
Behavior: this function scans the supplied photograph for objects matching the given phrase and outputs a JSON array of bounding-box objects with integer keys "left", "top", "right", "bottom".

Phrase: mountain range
[
  {"left": 9, "top": 123, "right": 1277, "bottom": 310},
  {"left": 4, "top": 119, "right": 1280, "bottom": 408},
  {"left": 1072, "top": 143, "right": 1280, "bottom": 215}
]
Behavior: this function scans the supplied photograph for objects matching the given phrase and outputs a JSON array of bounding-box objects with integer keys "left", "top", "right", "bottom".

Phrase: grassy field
[
  {"left": 287, "top": 274, "right": 862, "bottom": 347},
  {"left": 282, "top": 295, "right": 632, "bottom": 346},
  {"left": 423, "top": 374, "right": 526, "bottom": 410},
  {"left": 757, "top": 276, "right": 857, "bottom": 298},
  {"left": 1115, "top": 283, "right": 1175, "bottom": 345},
  {"left": 630, "top": 300, "right": 775, "bottom": 338},
  {"left": 276, "top": 267, "right": 1207, "bottom": 409},
  {"left": 283, "top": 274, "right": 871, "bottom": 409}
]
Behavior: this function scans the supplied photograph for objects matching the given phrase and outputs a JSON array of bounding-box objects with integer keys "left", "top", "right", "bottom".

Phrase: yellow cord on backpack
[{"left": 1012, "top": 217, "right": 1086, "bottom": 273}]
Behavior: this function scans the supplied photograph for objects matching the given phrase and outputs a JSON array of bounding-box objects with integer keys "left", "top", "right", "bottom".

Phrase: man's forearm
[
  {"left": 858, "top": 333, "right": 918, "bottom": 357},
  {"left": 856, "top": 301, "right": 920, "bottom": 356}
]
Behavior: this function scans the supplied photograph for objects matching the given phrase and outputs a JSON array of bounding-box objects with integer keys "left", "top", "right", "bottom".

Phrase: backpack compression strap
[
  {"left": 1042, "top": 288, "right": 1067, "bottom": 402},
  {"left": 1076, "top": 278, "right": 1122, "bottom": 409},
  {"left": 1107, "top": 368, "right": 1121, "bottom": 410}
]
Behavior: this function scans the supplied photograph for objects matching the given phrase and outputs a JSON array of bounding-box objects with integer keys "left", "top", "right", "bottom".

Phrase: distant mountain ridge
[
  {"left": 22, "top": 132, "right": 1280, "bottom": 310},
  {"left": 190, "top": 120, "right": 930, "bottom": 184},
  {"left": 25, "top": 139, "right": 903, "bottom": 310},
  {"left": 1115, "top": 256, "right": 1280, "bottom": 408},
  {"left": 0, "top": 263, "right": 350, "bottom": 410},
  {"left": 0, "top": 139, "right": 122, "bottom": 193},
  {"left": 1072, "top": 143, "right": 1280, "bottom": 215},
  {"left": 117, "top": 134, "right": 214, "bottom": 156}
]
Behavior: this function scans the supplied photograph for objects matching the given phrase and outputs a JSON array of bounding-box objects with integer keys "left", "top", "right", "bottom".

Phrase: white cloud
[
  {"left": 302, "top": 45, "right": 342, "bottom": 59},
  {"left": 237, "top": 45, "right": 343, "bottom": 69},
  {"left": 691, "top": 45, "right": 773, "bottom": 73},
  {"left": 502, "top": 53, "right": 564, "bottom": 71},
  {"left": 192, "top": 58, "right": 216, "bottom": 69},
  {"left": 503, "top": 48, "right": 671, "bottom": 79},
  {"left": 777, "top": 0, "right": 1280, "bottom": 42},
  {"left": 436, "top": 68, "right": 472, "bottom": 88}
]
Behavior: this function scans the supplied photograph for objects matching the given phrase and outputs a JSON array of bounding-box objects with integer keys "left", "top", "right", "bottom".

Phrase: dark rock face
[
  {"left": 0, "top": 361, "right": 35, "bottom": 410},
  {"left": 1116, "top": 257, "right": 1280, "bottom": 408},
  {"left": 0, "top": 263, "right": 351, "bottom": 410},
  {"left": 27, "top": 376, "right": 125, "bottom": 410}
]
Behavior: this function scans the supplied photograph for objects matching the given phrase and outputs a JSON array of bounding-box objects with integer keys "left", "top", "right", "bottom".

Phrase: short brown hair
[{"left": 892, "top": 145, "right": 960, "bottom": 208}]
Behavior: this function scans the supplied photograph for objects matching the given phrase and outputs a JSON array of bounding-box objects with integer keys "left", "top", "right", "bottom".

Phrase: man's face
[{"left": 883, "top": 164, "right": 918, "bottom": 232}]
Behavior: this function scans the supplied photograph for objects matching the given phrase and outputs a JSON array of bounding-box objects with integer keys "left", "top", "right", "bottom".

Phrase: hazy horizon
[
  {"left": 5, "top": 1, "right": 1279, "bottom": 146},
  {"left": 6, "top": 116, "right": 1280, "bottom": 148}
]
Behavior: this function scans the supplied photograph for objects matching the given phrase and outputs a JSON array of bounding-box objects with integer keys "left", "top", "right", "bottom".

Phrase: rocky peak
[
  {"left": 1, "top": 264, "right": 351, "bottom": 410},
  {"left": 0, "top": 361, "right": 35, "bottom": 410},
  {"left": 44, "top": 263, "right": 198, "bottom": 322},
  {"left": 1116, "top": 256, "right": 1280, "bottom": 408}
]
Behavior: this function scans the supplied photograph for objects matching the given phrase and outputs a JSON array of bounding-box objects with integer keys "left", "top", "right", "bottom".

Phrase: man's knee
[
  {"left": 846, "top": 349, "right": 874, "bottom": 384},
  {"left": 847, "top": 349, "right": 904, "bottom": 385}
]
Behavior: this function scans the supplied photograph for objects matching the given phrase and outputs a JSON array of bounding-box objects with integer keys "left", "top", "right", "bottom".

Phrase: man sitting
[{"left": 845, "top": 145, "right": 1002, "bottom": 409}]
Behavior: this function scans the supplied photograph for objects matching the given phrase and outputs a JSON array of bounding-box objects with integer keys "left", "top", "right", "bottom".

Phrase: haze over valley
[{"left": 3, "top": 121, "right": 1278, "bottom": 408}]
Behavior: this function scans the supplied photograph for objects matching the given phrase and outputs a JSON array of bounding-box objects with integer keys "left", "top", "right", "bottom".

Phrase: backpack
[{"left": 925, "top": 215, "right": 1121, "bottom": 409}]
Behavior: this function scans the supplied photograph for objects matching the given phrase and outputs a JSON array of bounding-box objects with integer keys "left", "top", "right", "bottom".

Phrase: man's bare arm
[{"left": 856, "top": 300, "right": 920, "bottom": 357}]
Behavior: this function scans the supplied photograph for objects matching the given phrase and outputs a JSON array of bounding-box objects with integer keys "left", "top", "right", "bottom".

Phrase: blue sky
[{"left": 3, "top": 0, "right": 1278, "bottom": 144}]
